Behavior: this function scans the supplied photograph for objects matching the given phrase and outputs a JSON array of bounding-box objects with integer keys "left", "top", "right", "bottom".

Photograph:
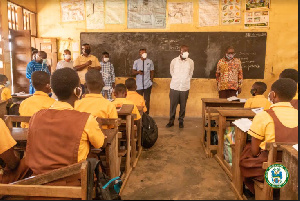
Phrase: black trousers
[
  {"left": 137, "top": 86, "right": 152, "bottom": 115},
  {"left": 218, "top": 89, "right": 237, "bottom": 98},
  {"left": 169, "top": 89, "right": 189, "bottom": 123}
]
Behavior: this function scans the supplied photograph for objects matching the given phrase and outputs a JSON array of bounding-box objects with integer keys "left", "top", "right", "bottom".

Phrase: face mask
[
  {"left": 5, "top": 81, "right": 10, "bottom": 87},
  {"left": 64, "top": 55, "right": 71, "bottom": 60},
  {"left": 103, "top": 58, "right": 110, "bottom": 62},
  {"left": 42, "top": 59, "right": 47, "bottom": 64},
  {"left": 226, "top": 53, "right": 235, "bottom": 60},
  {"left": 141, "top": 53, "right": 147, "bottom": 59},
  {"left": 250, "top": 89, "right": 256, "bottom": 96},
  {"left": 74, "top": 87, "right": 82, "bottom": 99},
  {"left": 181, "top": 52, "right": 189, "bottom": 59},
  {"left": 268, "top": 91, "right": 274, "bottom": 104},
  {"left": 83, "top": 49, "right": 91, "bottom": 55}
]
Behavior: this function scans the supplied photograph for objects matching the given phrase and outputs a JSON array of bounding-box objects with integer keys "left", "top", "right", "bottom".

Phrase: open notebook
[
  {"left": 232, "top": 118, "right": 253, "bottom": 132},
  {"left": 227, "top": 96, "right": 247, "bottom": 103}
]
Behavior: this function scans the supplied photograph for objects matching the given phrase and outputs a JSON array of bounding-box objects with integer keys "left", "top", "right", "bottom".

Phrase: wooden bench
[
  {"left": 0, "top": 161, "right": 92, "bottom": 200},
  {"left": 201, "top": 98, "right": 245, "bottom": 158},
  {"left": 134, "top": 106, "right": 143, "bottom": 168},
  {"left": 215, "top": 109, "right": 255, "bottom": 180}
]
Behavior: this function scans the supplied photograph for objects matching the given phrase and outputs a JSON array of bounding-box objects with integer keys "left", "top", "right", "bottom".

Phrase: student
[
  {"left": 75, "top": 69, "right": 118, "bottom": 119},
  {"left": 0, "top": 119, "right": 31, "bottom": 184},
  {"left": 56, "top": 49, "right": 74, "bottom": 70},
  {"left": 240, "top": 78, "right": 298, "bottom": 194},
  {"left": 112, "top": 83, "right": 141, "bottom": 120},
  {"left": 19, "top": 71, "right": 56, "bottom": 128},
  {"left": 26, "top": 51, "right": 51, "bottom": 94},
  {"left": 100, "top": 52, "right": 115, "bottom": 100},
  {"left": 73, "top": 43, "right": 101, "bottom": 94},
  {"left": 25, "top": 68, "right": 106, "bottom": 186},
  {"left": 125, "top": 78, "right": 147, "bottom": 113},
  {"left": 279, "top": 68, "right": 298, "bottom": 109},
  {"left": 0, "top": 74, "right": 12, "bottom": 103},
  {"left": 244, "top": 82, "right": 271, "bottom": 109},
  {"left": 132, "top": 48, "right": 154, "bottom": 114}
]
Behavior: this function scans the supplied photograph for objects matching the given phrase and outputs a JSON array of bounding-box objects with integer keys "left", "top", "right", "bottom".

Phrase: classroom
[{"left": 0, "top": 0, "right": 298, "bottom": 200}]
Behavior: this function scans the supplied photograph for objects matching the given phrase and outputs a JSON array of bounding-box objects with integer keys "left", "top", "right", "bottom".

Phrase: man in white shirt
[
  {"left": 56, "top": 49, "right": 74, "bottom": 70},
  {"left": 166, "top": 45, "right": 194, "bottom": 128}
]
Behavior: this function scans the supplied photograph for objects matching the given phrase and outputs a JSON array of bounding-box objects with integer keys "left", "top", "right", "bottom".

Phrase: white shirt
[
  {"left": 170, "top": 56, "right": 194, "bottom": 91},
  {"left": 56, "top": 60, "right": 74, "bottom": 70}
]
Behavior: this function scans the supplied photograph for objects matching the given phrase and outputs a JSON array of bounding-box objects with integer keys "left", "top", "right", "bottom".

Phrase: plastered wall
[{"left": 13, "top": 0, "right": 300, "bottom": 117}]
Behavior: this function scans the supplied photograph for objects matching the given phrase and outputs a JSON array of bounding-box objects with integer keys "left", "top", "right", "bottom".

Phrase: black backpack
[{"left": 141, "top": 113, "right": 158, "bottom": 149}]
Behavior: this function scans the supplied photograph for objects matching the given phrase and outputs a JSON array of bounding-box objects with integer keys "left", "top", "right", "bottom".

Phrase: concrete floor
[{"left": 121, "top": 117, "right": 237, "bottom": 200}]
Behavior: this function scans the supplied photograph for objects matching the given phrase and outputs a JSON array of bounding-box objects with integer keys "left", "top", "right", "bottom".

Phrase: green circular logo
[{"left": 265, "top": 163, "right": 289, "bottom": 188}]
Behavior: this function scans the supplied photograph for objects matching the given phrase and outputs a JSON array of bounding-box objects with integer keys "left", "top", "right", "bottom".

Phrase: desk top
[
  {"left": 12, "top": 94, "right": 32, "bottom": 99},
  {"left": 218, "top": 109, "right": 255, "bottom": 117},
  {"left": 201, "top": 98, "right": 246, "bottom": 104},
  {"left": 117, "top": 104, "right": 134, "bottom": 115},
  {"left": 281, "top": 145, "right": 298, "bottom": 161}
]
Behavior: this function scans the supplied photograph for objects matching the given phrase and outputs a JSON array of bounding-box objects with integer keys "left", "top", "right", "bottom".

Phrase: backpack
[{"left": 141, "top": 113, "right": 158, "bottom": 149}]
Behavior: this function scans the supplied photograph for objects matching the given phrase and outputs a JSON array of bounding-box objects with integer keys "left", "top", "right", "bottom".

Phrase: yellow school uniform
[
  {"left": 19, "top": 91, "right": 56, "bottom": 128},
  {"left": 126, "top": 91, "right": 147, "bottom": 113},
  {"left": 244, "top": 95, "right": 272, "bottom": 110},
  {"left": 73, "top": 54, "right": 101, "bottom": 84},
  {"left": 113, "top": 98, "right": 141, "bottom": 120},
  {"left": 49, "top": 101, "right": 105, "bottom": 162},
  {"left": 0, "top": 119, "right": 17, "bottom": 155},
  {"left": 0, "top": 85, "right": 12, "bottom": 101},
  {"left": 248, "top": 102, "right": 298, "bottom": 150},
  {"left": 75, "top": 94, "right": 118, "bottom": 119},
  {"left": 294, "top": 92, "right": 298, "bottom": 100}
]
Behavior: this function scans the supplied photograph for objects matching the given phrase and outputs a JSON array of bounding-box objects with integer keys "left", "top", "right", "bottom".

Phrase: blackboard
[{"left": 80, "top": 32, "right": 267, "bottom": 79}]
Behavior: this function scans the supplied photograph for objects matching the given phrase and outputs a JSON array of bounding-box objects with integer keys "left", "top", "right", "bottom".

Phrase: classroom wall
[
  {"left": 9, "top": 0, "right": 37, "bottom": 12},
  {"left": 34, "top": 0, "right": 298, "bottom": 117}
]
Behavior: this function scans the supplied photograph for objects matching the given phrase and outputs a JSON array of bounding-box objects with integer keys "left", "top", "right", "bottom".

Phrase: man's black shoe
[
  {"left": 179, "top": 122, "right": 184, "bottom": 128},
  {"left": 166, "top": 122, "right": 174, "bottom": 127}
]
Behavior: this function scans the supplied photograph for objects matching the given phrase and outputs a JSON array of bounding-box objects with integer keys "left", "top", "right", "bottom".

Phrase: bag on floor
[{"left": 141, "top": 113, "right": 158, "bottom": 149}]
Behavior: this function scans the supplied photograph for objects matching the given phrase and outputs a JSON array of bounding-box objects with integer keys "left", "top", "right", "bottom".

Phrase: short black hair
[
  {"left": 0, "top": 74, "right": 8, "bottom": 82},
  {"left": 271, "top": 78, "right": 297, "bottom": 102},
  {"left": 139, "top": 49, "right": 146, "bottom": 52},
  {"left": 253, "top": 82, "right": 267, "bottom": 94},
  {"left": 279, "top": 69, "right": 298, "bottom": 83},
  {"left": 64, "top": 49, "right": 71, "bottom": 54},
  {"left": 31, "top": 47, "right": 38, "bottom": 54},
  {"left": 225, "top": 46, "right": 234, "bottom": 52},
  {"left": 82, "top": 43, "right": 90, "bottom": 47},
  {"left": 32, "top": 71, "right": 50, "bottom": 91},
  {"left": 51, "top": 68, "right": 80, "bottom": 100},
  {"left": 85, "top": 69, "right": 104, "bottom": 91},
  {"left": 102, "top": 52, "right": 109, "bottom": 56},
  {"left": 38, "top": 51, "right": 47, "bottom": 59},
  {"left": 114, "top": 84, "right": 127, "bottom": 95},
  {"left": 125, "top": 78, "right": 136, "bottom": 91}
]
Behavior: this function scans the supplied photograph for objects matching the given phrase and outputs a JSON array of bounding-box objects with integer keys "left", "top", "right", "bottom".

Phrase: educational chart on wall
[
  {"left": 127, "top": 0, "right": 166, "bottom": 29},
  {"left": 244, "top": 10, "right": 269, "bottom": 28},
  {"left": 198, "top": 0, "right": 219, "bottom": 27},
  {"left": 105, "top": 0, "right": 125, "bottom": 24},
  {"left": 168, "top": 2, "right": 193, "bottom": 24},
  {"left": 60, "top": 0, "right": 85, "bottom": 22},
  {"left": 221, "top": 0, "right": 241, "bottom": 25},
  {"left": 86, "top": 0, "right": 104, "bottom": 29},
  {"left": 246, "top": 0, "right": 270, "bottom": 10}
]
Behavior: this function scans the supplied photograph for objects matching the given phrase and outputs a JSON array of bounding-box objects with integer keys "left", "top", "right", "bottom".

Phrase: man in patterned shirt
[
  {"left": 100, "top": 52, "right": 115, "bottom": 100},
  {"left": 26, "top": 51, "right": 51, "bottom": 94},
  {"left": 216, "top": 46, "right": 243, "bottom": 98}
]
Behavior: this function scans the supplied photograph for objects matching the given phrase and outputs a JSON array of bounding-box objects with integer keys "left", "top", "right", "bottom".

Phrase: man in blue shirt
[
  {"left": 26, "top": 51, "right": 50, "bottom": 94},
  {"left": 132, "top": 49, "right": 154, "bottom": 114}
]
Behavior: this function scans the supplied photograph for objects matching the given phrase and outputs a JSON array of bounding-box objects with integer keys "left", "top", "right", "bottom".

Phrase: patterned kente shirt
[
  {"left": 216, "top": 57, "right": 243, "bottom": 91},
  {"left": 100, "top": 61, "right": 115, "bottom": 88}
]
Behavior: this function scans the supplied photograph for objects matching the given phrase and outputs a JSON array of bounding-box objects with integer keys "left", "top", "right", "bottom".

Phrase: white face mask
[
  {"left": 42, "top": 59, "right": 48, "bottom": 64},
  {"left": 64, "top": 55, "right": 71, "bottom": 60},
  {"left": 74, "top": 87, "right": 82, "bottom": 99},
  {"left": 103, "top": 58, "right": 110, "bottom": 62},
  {"left": 141, "top": 53, "right": 147, "bottom": 59},
  {"left": 181, "top": 52, "right": 189, "bottom": 59},
  {"left": 5, "top": 81, "right": 10, "bottom": 87},
  {"left": 268, "top": 91, "right": 274, "bottom": 104}
]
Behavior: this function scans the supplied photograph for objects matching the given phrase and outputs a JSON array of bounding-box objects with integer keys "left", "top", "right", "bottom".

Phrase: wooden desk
[
  {"left": 215, "top": 109, "right": 255, "bottom": 181},
  {"left": 201, "top": 98, "right": 245, "bottom": 158},
  {"left": 0, "top": 100, "right": 8, "bottom": 119},
  {"left": 280, "top": 145, "right": 298, "bottom": 200},
  {"left": 117, "top": 104, "right": 135, "bottom": 194}
]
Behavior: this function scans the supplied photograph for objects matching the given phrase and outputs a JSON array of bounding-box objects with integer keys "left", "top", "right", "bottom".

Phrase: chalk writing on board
[{"left": 245, "top": 32, "right": 267, "bottom": 37}]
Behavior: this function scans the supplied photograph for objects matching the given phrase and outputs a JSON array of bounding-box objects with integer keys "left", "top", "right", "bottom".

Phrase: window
[{"left": 7, "top": 1, "right": 37, "bottom": 36}]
